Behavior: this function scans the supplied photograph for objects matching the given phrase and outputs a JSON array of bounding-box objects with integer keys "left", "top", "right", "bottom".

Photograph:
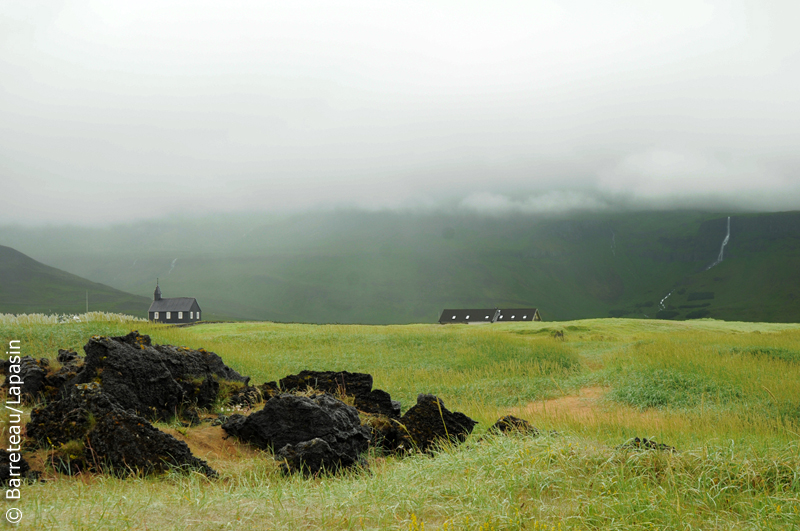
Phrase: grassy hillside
[
  {"left": 0, "top": 245, "right": 152, "bottom": 316},
  {"left": 4, "top": 317, "right": 800, "bottom": 529},
  {"left": 1, "top": 210, "right": 799, "bottom": 323}
]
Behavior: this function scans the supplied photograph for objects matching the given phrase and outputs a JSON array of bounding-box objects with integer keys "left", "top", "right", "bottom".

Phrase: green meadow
[{"left": 3, "top": 315, "right": 800, "bottom": 530}]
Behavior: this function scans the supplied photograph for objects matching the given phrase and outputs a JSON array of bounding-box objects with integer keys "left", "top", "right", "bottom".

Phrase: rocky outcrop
[
  {"left": 278, "top": 370, "right": 401, "bottom": 418},
  {"left": 396, "top": 394, "right": 477, "bottom": 452},
  {"left": 1, "top": 352, "right": 84, "bottom": 404},
  {"left": 258, "top": 381, "right": 280, "bottom": 400},
  {"left": 71, "top": 331, "right": 248, "bottom": 420},
  {"left": 275, "top": 437, "right": 366, "bottom": 475},
  {"left": 488, "top": 415, "right": 538, "bottom": 436},
  {"left": 222, "top": 393, "right": 370, "bottom": 474},
  {"left": 27, "top": 382, "right": 217, "bottom": 477},
  {"left": 618, "top": 437, "right": 676, "bottom": 453},
  {"left": 0, "top": 450, "right": 36, "bottom": 485},
  {"left": 227, "top": 385, "right": 263, "bottom": 408}
]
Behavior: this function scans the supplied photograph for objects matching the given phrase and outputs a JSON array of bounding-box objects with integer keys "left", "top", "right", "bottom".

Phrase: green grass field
[{"left": 3, "top": 315, "right": 800, "bottom": 530}]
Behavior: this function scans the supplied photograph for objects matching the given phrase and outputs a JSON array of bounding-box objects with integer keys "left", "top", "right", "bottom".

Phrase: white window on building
[
  {"left": 178, "top": 312, "right": 183, "bottom": 319},
  {"left": 154, "top": 312, "right": 159, "bottom": 320},
  {"left": 190, "top": 311, "right": 194, "bottom": 319},
  {"left": 197, "top": 311, "right": 200, "bottom": 320},
  {"left": 166, "top": 312, "right": 171, "bottom": 320}
]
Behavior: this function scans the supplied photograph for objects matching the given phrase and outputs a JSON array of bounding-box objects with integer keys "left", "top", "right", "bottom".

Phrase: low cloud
[
  {"left": 1, "top": 1, "right": 799, "bottom": 225},
  {"left": 459, "top": 191, "right": 612, "bottom": 216}
]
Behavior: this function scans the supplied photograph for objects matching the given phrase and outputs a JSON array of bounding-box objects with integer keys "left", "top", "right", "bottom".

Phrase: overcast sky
[{"left": 2, "top": 0, "right": 799, "bottom": 225}]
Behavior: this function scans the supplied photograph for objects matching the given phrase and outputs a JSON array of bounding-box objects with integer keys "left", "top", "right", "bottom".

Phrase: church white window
[
  {"left": 154, "top": 312, "right": 159, "bottom": 320},
  {"left": 178, "top": 312, "right": 183, "bottom": 319},
  {"left": 190, "top": 311, "right": 194, "bottom": 319},
  {"left": 166, "top": 312, "right": 171, "bottom": 320},
  {"left": 197, "top": 311, "right": 200, "bottom": 320}
]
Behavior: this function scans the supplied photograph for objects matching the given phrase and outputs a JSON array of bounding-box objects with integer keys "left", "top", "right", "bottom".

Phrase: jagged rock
[
  {"left": 2, "top": 353, "right": 86, "bottom": 404},
  {"left": 361, "top": 413, "right": 408, "bottom": 453},
  {"left": 0, "top": 450, "right": 37, "bottom": 485},
  {"left": 279, "top": 370, "right": 400, "bottom": 418},
  {"left": 222, "top": 393, "right": 370, "bottom": 473},
  {"left": 618, "top": 437, "right": 676, "bottom": 453},
  {"left": 27, "top": 383, "right": 216, "bottom": 478},
  {"left": 228, "top": 385, "right": 263, "bottom": 408},
  {"left": 355, "top": 389, "right": 402, "bottom": 418},
  {"left": 71, "top": 331, "right": 248, "bottom": 420},
  {"left": 280, "top": 370, "right": 373, "bottom": 399},
  {"left": 397, "top": 394, "right": 477, "bottom": 452},
  {"left": 258, "top": 381, "right": 280, "bottom": 400},
  {"left": 489, "top": 416, "right": 539, "bottom": 436},
  {"left": 276, "top": 438, "right": 366, "bottom": 475},
  {"left": 181, "top": 377, "right": 219, "bottom": 410},
  {"left": 57, "top": 349, "right": 80, "bottom": 365},
  {"left": 2, "top": 356, "right": 47, "bottom": 401}
]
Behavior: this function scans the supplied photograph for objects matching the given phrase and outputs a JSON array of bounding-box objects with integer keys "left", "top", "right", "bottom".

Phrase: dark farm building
[
  {"left": 148, "top": 281, "right": 201, "bottom": 324},
  {"left": 438, "top": 308, "right": 541, "bottom": 324}
]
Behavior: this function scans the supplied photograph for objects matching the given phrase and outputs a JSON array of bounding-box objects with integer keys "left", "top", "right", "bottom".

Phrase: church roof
[{"left": 148, "top": 297, "right": 200, "bottom": 312}]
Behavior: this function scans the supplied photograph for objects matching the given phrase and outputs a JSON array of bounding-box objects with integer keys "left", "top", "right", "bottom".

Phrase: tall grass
[
  {"left": 6, "top": 318, "right": 800, "bottom": 529},
  {"left": 0, "top": 312, "right": 149, "bottom": 360}
]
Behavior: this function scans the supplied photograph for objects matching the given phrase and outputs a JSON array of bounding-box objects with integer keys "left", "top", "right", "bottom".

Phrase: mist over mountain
[
  {"left": 0, "top": 245, "right": 150, "bottom": 316},
  {"left": 2, "top": 209, "right": 798, "bottom": 323}
]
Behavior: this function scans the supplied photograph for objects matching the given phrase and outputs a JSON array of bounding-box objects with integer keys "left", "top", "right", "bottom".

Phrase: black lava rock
[
  {"left": 228, "top": 385, "right": 263, "bottom": 408},
  {"left": 618, "top": 437, "right": 676, "bottom": 453},
  {"left": 27, "top": 382, "right": 216, "bottom": 478},
  {"left": 279, "top": 370, "right": 373, "bottom": 400},
  {"left": 222, "top": 393, "right": 370, "bottom": 473},
  {"left": 279, "top": 370, "right": 400, "bottom": 418},
  {"left": 57, "top": 349, "right": 81, "bottom": 365},
  {"left": 258, "top": 381, "right": 280, "bottom": 400},
  {"left": 276, "top": 437, "right": 366, "bottom": 475},
  {"left": 0, "top": 450, "right": 37, "bottom": 485},
  {"left": 488, "top": 416, "right": 539, "bottom": 436},
  {"left": 71, "top": 331, "right": 248, "bottom": 421},
  {"left": 2, "top": 356, "right": 47, "bottom": 402},
  {"left": 397, "top": 394, "right": 477, "bottom": 452},
  {"left": 355, "top": 389, "right": 402, "bottom": 418}
]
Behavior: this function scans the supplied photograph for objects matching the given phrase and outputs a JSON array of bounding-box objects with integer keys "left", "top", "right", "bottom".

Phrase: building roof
[
  {"left": 148, "top": 297, "right": 200, "bottom": 312},
  {"left": 438, "top": 308, "right": 540, "bottom": 324}
]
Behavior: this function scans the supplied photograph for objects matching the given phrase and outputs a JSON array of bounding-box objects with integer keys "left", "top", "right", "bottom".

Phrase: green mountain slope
[
  {"left": 0, "top": 245, "right": 151, "bottom": 316},
  {"left": 1, "top": 210, "right": 798, "bottom": 323}
]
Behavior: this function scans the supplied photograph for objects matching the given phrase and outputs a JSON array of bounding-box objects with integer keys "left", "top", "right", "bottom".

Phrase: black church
[{"left": 148, "top": 281, "right": 202, "bottom": 324}]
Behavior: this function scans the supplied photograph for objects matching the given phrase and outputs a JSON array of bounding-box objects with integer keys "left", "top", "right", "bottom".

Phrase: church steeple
[{"left": 154, "top": 279, "right": 162, "bottom": 301}]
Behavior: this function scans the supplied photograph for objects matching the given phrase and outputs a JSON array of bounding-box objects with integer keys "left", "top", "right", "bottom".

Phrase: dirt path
[{"left": 509, "top": 386, "right": 607, "bottom": 421}]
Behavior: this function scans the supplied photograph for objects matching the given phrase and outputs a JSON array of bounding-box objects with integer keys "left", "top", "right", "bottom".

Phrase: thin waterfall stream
[{"left": 706, "top": 216, "right": 731, "bottom": 270}]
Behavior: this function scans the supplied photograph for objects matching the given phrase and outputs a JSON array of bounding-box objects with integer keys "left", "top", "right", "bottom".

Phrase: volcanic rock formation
[{"left": 27, "top": 382, "right": 217, "bottom": 477}]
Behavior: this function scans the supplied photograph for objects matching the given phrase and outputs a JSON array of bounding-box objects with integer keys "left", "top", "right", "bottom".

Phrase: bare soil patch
[
  {"left": 163, "top": 424, "right": 264, "bottom": 463},
  {"left": 510, "top": 386, "right": 607, "bottom": 421}
]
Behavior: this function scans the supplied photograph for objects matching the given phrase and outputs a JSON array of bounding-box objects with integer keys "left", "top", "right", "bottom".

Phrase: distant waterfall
[
  {"left": 659, "top": 289, "right": 674, "bottom": 310},
  {"left": 168, "top": 258, "right": 178, "bottom": 275},
  {"left": 705, "top": 216, "right": 731, "bottom": 270}
]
